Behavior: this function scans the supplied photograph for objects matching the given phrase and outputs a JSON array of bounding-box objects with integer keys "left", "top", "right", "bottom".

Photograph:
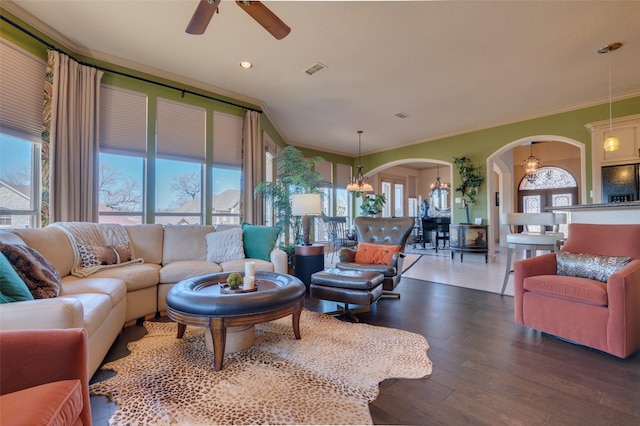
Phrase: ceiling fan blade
[
  {"left": 186, "top": 0, "right": 222, "bottom": 35},
  {"left": 236, "top": 1, "right": 291, "bottom": 40}
]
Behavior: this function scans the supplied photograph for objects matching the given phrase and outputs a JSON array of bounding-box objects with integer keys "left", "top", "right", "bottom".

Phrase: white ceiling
[{"left": 5, "top": 1, "right": 640, "bottom": 157}]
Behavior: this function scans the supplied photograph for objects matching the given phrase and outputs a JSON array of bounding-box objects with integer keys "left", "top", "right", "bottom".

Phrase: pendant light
[
  {"left": 346, "top": 130, "right": 374, "bottom": 192},
  {"left": 599, "top": 42, "right": 622, "bottom": 152},
  {"left": 521, "top": 142, "right": 543, "bottom": 183}
]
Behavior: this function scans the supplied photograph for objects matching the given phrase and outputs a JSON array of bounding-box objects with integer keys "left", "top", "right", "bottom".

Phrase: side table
[{"left": 294, "top": 244, "right": 324, "bottom": 290}]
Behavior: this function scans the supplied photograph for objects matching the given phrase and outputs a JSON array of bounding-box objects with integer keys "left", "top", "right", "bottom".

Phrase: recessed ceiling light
[{"left": 240, "top": 61, "right": 253, "bottom": 69}]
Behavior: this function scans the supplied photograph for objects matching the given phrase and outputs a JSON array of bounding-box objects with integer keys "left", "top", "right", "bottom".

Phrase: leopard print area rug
[{"left": 90, "top": 310, "right": 432, "bottom": 425}]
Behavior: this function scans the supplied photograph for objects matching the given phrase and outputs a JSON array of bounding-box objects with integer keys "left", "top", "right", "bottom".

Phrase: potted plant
[
  {"left": 453, "top": 156, "right": 484, "bottom": 224},
  {"left": 359, "top": 193, "right": 386, "bottom": 217},
  {"left": 254, "top": 146, "right": 325, "bottom": 268}
]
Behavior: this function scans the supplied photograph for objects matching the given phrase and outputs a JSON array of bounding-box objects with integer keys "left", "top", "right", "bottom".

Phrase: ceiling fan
[{"left": 186, "top": 0, "right": 291, "bottom": 40}]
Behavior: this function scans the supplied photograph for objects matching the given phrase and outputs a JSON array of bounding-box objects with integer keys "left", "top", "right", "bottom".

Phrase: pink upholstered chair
[{"left": 514, "top": 223, "right": 640, "bottom": 358}]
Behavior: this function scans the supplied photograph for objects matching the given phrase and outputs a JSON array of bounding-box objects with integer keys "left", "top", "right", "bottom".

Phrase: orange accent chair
[
  {"left": 514, "top": 223, "right": 640, "bottom": 358},
  {"left": 0, "top": 328, "right": 92, "bottom": 425}
]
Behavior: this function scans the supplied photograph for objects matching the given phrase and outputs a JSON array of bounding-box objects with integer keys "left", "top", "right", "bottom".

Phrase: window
[
  {"left": 0, "top": 41, "right": 46, "bottom": 229},
  {"left": 381, "top": 179, "right": 405, "bottom": 217},
  {"left": 155, "top": 98, "right": 206, "bottom": 225},
  {"left": 212, "top": 111, "right": 242, "bottom": 225},
  {"left": 0, "top": 135, "right": 40, "bottom": 228},
  {"left": 98, "top": 153, "right": 144, "bottom": 224},
  {"left": 519, "top": 166, "right": 577, "bottom": 234},
  {"left": 98, "top": 85, "right": 147, "bottom": 224},
  {"left": 263, "top": 140, "right": 276, "bottom": 227}
]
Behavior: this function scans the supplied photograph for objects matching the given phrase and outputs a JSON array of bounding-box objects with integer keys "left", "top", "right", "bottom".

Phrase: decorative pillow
[
  {"left": 0, "top": 243, "right": 61, "bottom": 299},
  {"left": 354, "top": 243, "right": 401, "bottom": 265},
  {"left": 0, "top": 252, "right": 34, "bottom": 303},
  {"left": 557, "top": 251, "right": 631, "bottom": 283},
  {"left": 77, "top": 242, "right": 133, "bottom": 268},
  {"left": 241, "top": 223, "right": 281, "bottom": 262},
  {"left": 205, "top": 228, "right": 245, "bottom": 263}
]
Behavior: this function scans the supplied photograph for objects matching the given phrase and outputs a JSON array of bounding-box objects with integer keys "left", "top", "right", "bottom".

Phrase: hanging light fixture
[
  {"left": 430, "top": 163, "right": 447, "bottom": 190},
  {"left": 521, "top": 142, "right": 543, "bottom": 183},
  {"left": 598, "top": 42, "right": 622, "bottom": 152},
  {"left": 346, "top": 130, "right": 374, "bottom": 192}
]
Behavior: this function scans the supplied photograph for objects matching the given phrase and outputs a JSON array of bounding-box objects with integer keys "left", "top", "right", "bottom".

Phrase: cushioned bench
[{"left": 310, "top": 268, "right": 384, "bottom": 322}]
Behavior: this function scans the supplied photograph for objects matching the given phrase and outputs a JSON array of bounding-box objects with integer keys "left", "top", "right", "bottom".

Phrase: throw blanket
[{"left": 51, "top": 222, "right": 143, "bottom": 277}]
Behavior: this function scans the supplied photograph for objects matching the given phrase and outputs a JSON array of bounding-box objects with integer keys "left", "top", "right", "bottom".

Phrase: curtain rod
[{"left": 1, "top": 15, "right": 262, "bottom": 114}]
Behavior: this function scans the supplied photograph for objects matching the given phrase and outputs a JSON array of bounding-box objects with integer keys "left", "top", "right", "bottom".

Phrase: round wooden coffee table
[{"left": 166, "top": 271, "right": 306, "bottom": 370}]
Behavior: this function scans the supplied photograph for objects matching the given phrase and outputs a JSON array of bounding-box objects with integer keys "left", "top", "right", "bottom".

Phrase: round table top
[{"left": 166, "top": 271, "right": 306, "bottom": 318}]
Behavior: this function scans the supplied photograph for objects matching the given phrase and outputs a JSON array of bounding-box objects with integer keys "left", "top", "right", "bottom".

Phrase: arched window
[{"left": 518, "top": 166, "right": 577, "bottom": 233}]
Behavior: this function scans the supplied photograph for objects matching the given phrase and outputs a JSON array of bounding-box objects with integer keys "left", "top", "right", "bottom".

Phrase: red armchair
[
  {"left": 514, "top": 223, "right": 640, "bottom": 358},
  {"left": 0, "top": 328, "right": 92, "bottom": 425}
]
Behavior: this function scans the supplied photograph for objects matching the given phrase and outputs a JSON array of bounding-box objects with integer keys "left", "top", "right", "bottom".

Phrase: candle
[
  {"left": 243, "top": 276, "right": 255, "bottom": 290},
  {"left": 245, "top": 261, "right": 256, "bottom": 278}
]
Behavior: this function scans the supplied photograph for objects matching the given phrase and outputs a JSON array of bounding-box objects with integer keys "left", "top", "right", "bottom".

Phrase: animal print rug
[{"left": 90, "top": 310, "right": 432, "bottom": 425}]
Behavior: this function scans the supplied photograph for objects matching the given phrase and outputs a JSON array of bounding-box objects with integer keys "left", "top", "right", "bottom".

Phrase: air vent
[
  {"left": 395, "top": 112, "right": 410, "bottom": 119},
  {"left": 305, "top": 63, "right": 328, "bottom": 76}
]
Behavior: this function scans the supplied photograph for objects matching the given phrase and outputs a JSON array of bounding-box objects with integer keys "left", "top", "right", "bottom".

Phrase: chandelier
[
  {"left": 430, "top": 163, "right": 449, "bottom": 190},
  {"left": 521, "top": 142, "right": 543, "bottom": 183},
  {"left": 346, "top": 130, "right": 374, "bottom": 192},
  {"left": 599, "top": 42, "right": 622, "bottom": 152}
]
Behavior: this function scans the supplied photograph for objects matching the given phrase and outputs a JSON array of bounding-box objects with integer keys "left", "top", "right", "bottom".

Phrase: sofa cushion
[
  {"left": 125, "top": 224, "right": 164, "bottom": 264},
  {"left": 354, "top": 242, "right": 401, "bottom": 265},
  {"left": 10, "top": 227, "right": 74, "bottom": 277},
  {"left": 159, "top": 260, "right": 223, "bottom": 284},
  {"left": 0, "top": 380, "right": 83, "bottom": 426},
  {"left": 0, "top": 252, "right": 34, "bottom": 303},
  {"left": 67, "top": 293, "right": 113, "bottom": 336},
  {"left": 206, "top": 228, "right": 245, "bottom": 263},
  {"left": 0, "top": 243, "right": 61, "bottom": 299},
  {"left": 85, "top": 263, "right": 161, "bottom": 292},
  {"left": 557, "top": 251, "right": 631, "bottom": 283},
  {"left": 524, "top": 274, "right": 608, "bottom": 307},
  {"left": 242, "top": 223, "right": 281, "bottom": 262},
  {"left": 60, "top": 276, "right": 127, "bottom": 309},
  {"left": 162, "top": 225, "right": 215, "bottom": 265}
]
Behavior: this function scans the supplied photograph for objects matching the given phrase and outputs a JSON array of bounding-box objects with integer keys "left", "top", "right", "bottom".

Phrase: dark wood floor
[{"left": 91, "top": 278, "right": 640, "bottom": 425}]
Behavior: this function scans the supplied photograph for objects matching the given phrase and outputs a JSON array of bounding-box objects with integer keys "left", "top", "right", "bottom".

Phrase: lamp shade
[{"left": 291, "top": 193, "right": 322, "bottom": 216}]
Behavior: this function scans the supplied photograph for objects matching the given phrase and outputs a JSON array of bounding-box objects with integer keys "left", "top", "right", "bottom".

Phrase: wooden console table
[{"left": 449, "top": 224, "right": 488, "bottom": 263}]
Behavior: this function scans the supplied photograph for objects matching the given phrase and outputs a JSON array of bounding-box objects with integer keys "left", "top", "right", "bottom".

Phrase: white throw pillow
[{"left": 205, "top": 228, "right": 245, "bottom": 263}]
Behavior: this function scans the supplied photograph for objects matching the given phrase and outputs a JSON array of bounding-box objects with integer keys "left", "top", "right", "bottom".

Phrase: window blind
[
  {"left": 99, "top": 84, "right": 148, "bottom": 156},
  {"left": 213, "top": 111, "right": 242, "bottom": 167},
  {"left": 336, "top": 163, "right": 353, "bottom": 188},
  {"left": 157, "top": 97, "right": 206, "bottom": 162},
  {"left": 315, "top": 161, "right": 333, "bottom": 184},
  {"left": 0, "top": 40, "right": 46, "bottom": 141}
]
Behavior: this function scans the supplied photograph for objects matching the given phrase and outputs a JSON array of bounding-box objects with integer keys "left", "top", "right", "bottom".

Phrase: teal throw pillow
[
  {"left": 0, "top": 252, "right": 34, "bottom": 304},
  {"left": 242, "top": 223, "right": 281, "bottom": 262}
]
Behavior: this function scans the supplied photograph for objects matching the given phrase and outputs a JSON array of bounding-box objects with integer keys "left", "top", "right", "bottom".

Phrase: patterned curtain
[
  {"left": 41, "top": 54, "right": 53, "bottom": 226},
  {"left": 45, "top": 50, "right": 103, "bottom": 224},
  {"left": 241, "top": 110, "right": 262, "bottom": 225}
]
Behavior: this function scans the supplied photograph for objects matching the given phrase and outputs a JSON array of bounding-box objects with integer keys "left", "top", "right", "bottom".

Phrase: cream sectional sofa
[{"left": 0, "top": 223, "right": 287, "bottom": 377}]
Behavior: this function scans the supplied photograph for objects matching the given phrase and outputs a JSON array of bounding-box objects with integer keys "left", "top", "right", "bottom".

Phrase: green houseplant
[
  {"left": 254, "top": 145, "right": 325, "bottom": 249},
  {"left": 359, "top": 193, "right": 386, "bottom": 217},
  {"left": 453, "top": 156, "right": 484, "bottom": 224}
]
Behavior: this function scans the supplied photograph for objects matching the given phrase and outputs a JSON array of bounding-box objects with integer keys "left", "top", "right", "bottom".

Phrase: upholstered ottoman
[{"left": 310, "top": 268, "right": 384, "bottom": 322}]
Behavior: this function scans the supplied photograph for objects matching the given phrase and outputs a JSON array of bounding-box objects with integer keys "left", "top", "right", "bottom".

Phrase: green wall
[{"left": 3, "top": 8, "right": 640, "bottom": 223}]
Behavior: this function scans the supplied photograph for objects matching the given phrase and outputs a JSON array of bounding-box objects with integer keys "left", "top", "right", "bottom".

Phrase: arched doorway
[{"left": 487, "top": 135, "right": 586, "bottom": 257}]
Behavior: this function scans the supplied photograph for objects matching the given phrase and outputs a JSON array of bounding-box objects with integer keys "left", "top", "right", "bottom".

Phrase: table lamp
[{"left": 291, "top": 193, "right": 322, "bottom": 246}]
